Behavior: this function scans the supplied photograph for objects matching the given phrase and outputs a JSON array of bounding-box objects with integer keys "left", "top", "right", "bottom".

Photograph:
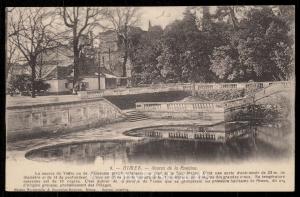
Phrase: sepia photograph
[{"left": 5, "top": 5, "right": 295, "bottom": 191}]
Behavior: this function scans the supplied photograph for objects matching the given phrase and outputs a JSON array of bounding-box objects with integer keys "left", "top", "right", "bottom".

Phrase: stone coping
[{"left": 6, "top": 97, "right": 107, "bottom": 110}]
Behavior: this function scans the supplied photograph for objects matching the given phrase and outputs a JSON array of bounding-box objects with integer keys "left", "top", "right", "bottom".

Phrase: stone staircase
[
  {"left": 123, "top": 109, "right": 149, "bottom": 122},
  {"left": 253, "top": 82, "right": 292, "bottom": 102}
]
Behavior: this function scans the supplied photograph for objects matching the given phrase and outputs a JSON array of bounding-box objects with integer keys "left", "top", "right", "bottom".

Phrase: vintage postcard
[{"left": 5, "top": 6, "right": 295, "bottom": 191}]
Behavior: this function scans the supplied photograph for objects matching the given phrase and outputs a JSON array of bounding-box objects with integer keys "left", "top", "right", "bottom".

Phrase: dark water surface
[{"left": 25, "top": 121, "right": 292, "bottom": 165}]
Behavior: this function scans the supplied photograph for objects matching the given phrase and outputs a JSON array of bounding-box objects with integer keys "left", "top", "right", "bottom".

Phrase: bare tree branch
[
  {"left": 59, "top": 7, "right": 105, "bottom": 92},
  {"left": 102, "top": 7, "right": 141, "bottom": 79},
  {"left": 8, "top": 7, "right": 63, "bottom": 97}
]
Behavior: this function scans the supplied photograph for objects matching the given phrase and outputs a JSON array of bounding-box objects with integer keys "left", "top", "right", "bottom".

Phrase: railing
[
  {"left": 139, "top": 81, "right": 291, "bottom": 91},
  {"left": 196, "top": 84, "right": 214, "bottom": 90},
  {"left": 78, "top": 86, "right": 177, "bottom": 99},
  {"left": 136, "top": 96, "right": 255, "bottom": 113},
  {"left": 254, "top": 81, "right": 293, "bottom": 101},
  {"left": 136, "top": 102, "right": 225, "bottom": 112},
  {"left": 220, "top": 83, "right": 238, "bottom": 89},
  {"left": 78, "top": 81, "right": 292, "bottom": 99}
]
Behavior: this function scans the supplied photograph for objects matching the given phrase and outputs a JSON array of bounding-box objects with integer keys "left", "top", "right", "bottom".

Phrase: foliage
[
  {"left": 156, "top": 9, "right": 214, "bottom": 83},
  {"left": 8, "top": 75, "right": 50, "bottom": 95},
  {"left": 129, "top": 26, "right": 164, "bottom": 84},
  {"left": 7, "top": 6, "right": 295, "bottom": 90},
  {"left": 129, "top": 6, "right": 294, "bottom": 84},
  {"left": 8, "top": 75, "right": 31, "bottom": 93},
  {"left": 190, "top": 89, "right": 245, "bottom": 101},
  {"left": 209, "top": 6, "right": 293, "bottom": 82}
]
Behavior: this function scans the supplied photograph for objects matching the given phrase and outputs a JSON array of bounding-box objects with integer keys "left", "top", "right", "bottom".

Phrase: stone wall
[{"left": 6, "top": 98, "right": 124, "bottom": 139}]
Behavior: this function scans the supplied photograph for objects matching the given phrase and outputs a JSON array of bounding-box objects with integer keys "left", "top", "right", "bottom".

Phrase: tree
[
  {"left": 9, "top": 8, "right": 63, "bottom": 97},
  {"left": 212, "top": 6, "right": 249, "bottom": 31},
  {"left": 276, "top": 5, "right": 295, "bottom": 80},
  {"left": 210, "top": 45, "right": 241, "bottom": 81},
  {"left": 157, "top": 9, "right": 214, "bottom": 83},
  {"left": 129, "top": 26, "right": 164, "bottom": 84},
  {"left": 209, "top": 6, "right": 294, "bottom": 81},
  {"left": 238, "top": 7, "right": 292, "bottom": 81},
  {"left": 103, "top": 7, "right": 141, "bottom": 80},
  {"left": 6, "top": 8, "right": 23, "bottom": 80},
  {"left": 6, "top": 40, "right": 20, "bottom": 80},
  {"left": 60, "top": 7, "right": 103, "bottom": 93}
]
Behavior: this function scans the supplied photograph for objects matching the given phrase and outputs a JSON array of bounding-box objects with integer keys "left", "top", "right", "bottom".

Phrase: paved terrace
[{"left": 6, "top": 94, "right": 81, "bottom": 107}]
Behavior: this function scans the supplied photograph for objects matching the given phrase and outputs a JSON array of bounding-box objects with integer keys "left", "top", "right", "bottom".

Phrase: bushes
[
  {"left": 194, "top": 89, "right": 245, "bottom": 101},
  {"left": 8, "top": 75, "right": 50, "bottom": 96},
  {"left": 7, "top": 75, "right": 31, "bottom": 94}
]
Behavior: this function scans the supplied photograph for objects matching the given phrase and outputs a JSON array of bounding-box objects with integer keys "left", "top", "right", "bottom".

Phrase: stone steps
[{"left": 123, "top": 110, "right": 149, "bottom": 122}]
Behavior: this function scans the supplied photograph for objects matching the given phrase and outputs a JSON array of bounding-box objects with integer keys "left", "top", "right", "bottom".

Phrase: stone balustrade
[
  {"left": 78, "top": 81, "right": 292, "bottom": 99},
  {"left": 136, "top": 102, "right": 225, "bottom": 113},
  {"left": 135, "top": 95, "right": 256, "bottom": 121},
  {"left": 254, "top": 81, "right": 293, "bottom": 102},
  {"left": 136, "top": 96, "right": 254, "bottom": 113}
]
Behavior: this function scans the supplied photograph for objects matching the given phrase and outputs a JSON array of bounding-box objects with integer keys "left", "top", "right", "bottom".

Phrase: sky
[
  {"left": 138, "top": 7, "right": 187, "bottom": 30},
  {"left": 6, "top": 6, "right": 217, "bottom": 61},
  {"left": 138, "top": 6, "right": 219, "bottom": 30},
  {"left": 7, "top": 6, "right": 219, "bottom": 33}
]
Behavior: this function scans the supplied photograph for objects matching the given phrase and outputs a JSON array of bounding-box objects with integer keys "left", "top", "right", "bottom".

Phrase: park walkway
[{"left": 6, "top": 94, "right": 81, "bottom": 107}]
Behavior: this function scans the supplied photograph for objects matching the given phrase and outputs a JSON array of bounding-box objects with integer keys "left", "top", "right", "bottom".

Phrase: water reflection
[
  {"left": 25, "top": 121, "right": 291, "bottom": 165},
  {"left": 124, "top": 121, "right": 253, "bottom": 143}
]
